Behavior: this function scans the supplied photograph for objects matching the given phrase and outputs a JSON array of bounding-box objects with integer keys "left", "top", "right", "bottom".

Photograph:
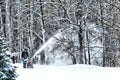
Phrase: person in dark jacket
[
  {"left": 21, "top": 49, "right": 29, "bottom": 68},
  {"left": 11, "top": 55, "right": 16, "bottom": 64}
]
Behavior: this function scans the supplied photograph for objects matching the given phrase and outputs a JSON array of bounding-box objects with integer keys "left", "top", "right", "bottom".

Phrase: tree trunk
[
  {"left": 99, "top": 0, "right": 105, "bottom": 67},
  {"left": 40, "top": 0, "right": 46, "bottom": 64},
  {"left": 16, "top": 0, "right": 22, "bottom": 60},
  {"left": 86, "top": 30, "right": 91, "bottom": 65},
  {"left": 29, "top": 0, "right": 34, "bottom": 58},
  {"left": 75, "top": 1, "right": 84, "bottom": 64},
  {"left": 6, "top": 0, "right": 12, "bottom": 52},
  {"left": 78, "top": 22, "right": 84, "bottom": 64},
  {"left": 70, "top": 53, "right": 76, "bottom": 64},
  {"left": 0, "top": 7, "right": 2, "bottom": 36}
]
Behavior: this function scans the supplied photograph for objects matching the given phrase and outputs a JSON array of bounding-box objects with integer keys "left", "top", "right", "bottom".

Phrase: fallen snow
[{"left": 15, "top": 63, "right": 120, "bottom": 80}]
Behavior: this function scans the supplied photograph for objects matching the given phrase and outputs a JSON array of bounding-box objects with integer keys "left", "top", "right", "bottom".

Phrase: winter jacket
[{"left": 21, "top": 51, "right": 29, "bottom": 59}]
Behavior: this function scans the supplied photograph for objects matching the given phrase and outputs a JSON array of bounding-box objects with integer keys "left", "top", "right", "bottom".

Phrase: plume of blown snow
[{"left": 31, "top": 32, "right": 63, "bottom": 60}]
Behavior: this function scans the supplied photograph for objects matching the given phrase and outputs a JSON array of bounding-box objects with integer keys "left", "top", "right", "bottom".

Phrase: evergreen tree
[{"left": 0, "top": 37, "right": 17, "bottom": 80}]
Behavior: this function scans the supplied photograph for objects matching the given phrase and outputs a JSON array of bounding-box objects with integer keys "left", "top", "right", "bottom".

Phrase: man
[
  {"left": 21, "top": 49, "right": 29, "bottom": 68},
  {"left": 11, "top": 55, "right": 16, "bottom": 64}
]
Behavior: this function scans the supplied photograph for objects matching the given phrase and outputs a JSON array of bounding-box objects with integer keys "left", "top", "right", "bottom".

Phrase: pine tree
[{"left": 0, "top": 37, "right": 17, "bottom": 80}]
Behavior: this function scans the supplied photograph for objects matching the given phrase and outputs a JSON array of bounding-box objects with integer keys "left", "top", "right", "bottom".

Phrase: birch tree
[
  {"left": 6, "top": 0, "right": 13, "bottom": 52},
  {"left": 29, "top": 0, "right": 34, "bottom": 58}
]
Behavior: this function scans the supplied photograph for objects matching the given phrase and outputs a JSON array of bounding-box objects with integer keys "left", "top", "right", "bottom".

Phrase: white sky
[{"left": 14, "top": 63, "right": 120, "bottom": 80}]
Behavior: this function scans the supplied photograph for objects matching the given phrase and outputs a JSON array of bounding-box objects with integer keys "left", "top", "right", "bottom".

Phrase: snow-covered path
[{"left": 15, "top": 63, "right": 120, "bottom": 80}]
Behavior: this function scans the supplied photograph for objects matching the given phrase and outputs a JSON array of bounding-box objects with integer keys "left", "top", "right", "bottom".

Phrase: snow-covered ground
[{"left": 15, "top": 63, "right": 120, "bottom": 80}]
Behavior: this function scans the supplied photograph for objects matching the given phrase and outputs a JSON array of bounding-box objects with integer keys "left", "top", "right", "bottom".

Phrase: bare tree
[{"left": 5, "top": 0, "right": 13, "bottom": 52}]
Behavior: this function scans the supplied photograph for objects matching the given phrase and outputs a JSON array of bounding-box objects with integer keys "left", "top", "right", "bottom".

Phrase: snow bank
[{"left": 15, "top": 63, "right": 120, "bottom": 80}]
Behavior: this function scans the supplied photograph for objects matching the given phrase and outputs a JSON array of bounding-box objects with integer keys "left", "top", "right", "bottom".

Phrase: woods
[{"left": 0, "top": 0, "right": 120, "bottom": 67}]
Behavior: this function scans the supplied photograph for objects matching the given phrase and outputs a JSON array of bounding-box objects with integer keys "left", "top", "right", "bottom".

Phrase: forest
[{"left": 0, "top": 0, "right": 120, "bottom": 67}]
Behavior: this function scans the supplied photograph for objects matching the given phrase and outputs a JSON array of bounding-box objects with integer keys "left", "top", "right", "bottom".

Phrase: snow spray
[{"left": 30, "top": 32, "right": 63, "bottom": 60}]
